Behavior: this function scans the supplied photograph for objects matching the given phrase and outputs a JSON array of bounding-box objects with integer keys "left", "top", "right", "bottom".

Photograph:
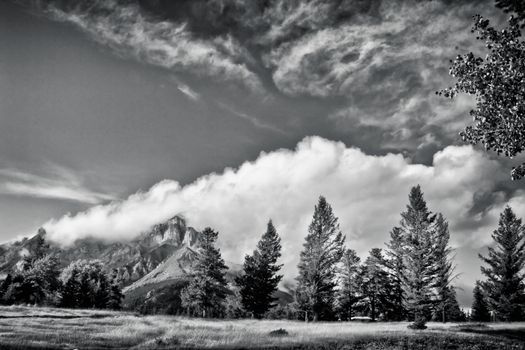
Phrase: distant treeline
[{"left": 0, "top": 236, "right": 123, "bottom": 309}]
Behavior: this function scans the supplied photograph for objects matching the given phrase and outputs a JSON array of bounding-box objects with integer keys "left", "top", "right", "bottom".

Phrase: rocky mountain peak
[{"left": 142, "top": 215, "right": 198, "bottom": 248}]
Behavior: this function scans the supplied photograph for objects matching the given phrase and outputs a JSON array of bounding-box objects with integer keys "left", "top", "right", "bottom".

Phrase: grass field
[{"left": 0, "top": 306, "right": 524, "bottom": 349}]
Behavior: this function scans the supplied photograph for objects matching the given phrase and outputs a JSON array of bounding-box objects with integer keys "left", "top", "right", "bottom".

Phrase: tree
[
  {"left": 236, "top": 220, "right": 283, "bottom": 318},
  {"left": 471, "top": 281, "right": 491, "bottom": 322},
  {"left": 336, "top": 248, "right": 362, "bottom": 320},
  {"left": 432, "top": 214, "right": 456, "bottom": 323},
  {"left": 60, "top": 259, "right": 117, "bottom": 309},
  {"left": 224, "top": 290, "right": 246, "bottom": 319},
  {"left": 399, "top": 185, "right": 437, "bottom": 329},
  {"left": 384, "top": 227, "right": 406, "bottom": 321},
  {"left": 61, "top": 269, "right": 81, "bottom": 308},
  {"left": 480, "top": 206, "right": 525, "bottom": 321},
  {"left": 360, "top": 248, "right": 393, "bottom": 321},
  {"left": 432, "top": 287, "right": 465, "bottom": 322},
  {"left": 106, "top": 271, "right": 123, "bottom": 310},
  {"left": 0, "top": 274, "right": 12, "bottom": 304},
  {"left": 181, "top": 227, "right": 229, "bottom": 318},
  {"left": 439, "top": 14, "right": 525, "bottom": 179},
  {"left": 296, "top": 196, "right": 345, "bottom": 321},
  {"left": 495, "top": 0, "right": 525, "bottom": 25}
]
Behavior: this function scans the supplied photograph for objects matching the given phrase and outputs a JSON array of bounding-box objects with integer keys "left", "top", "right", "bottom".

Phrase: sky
[{"left": 0, "top": 0, "right": 523, "bottom": 307}]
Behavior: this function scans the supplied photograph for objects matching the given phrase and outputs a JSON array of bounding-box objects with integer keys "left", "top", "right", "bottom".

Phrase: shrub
[{"left": 268, "top": 328, "right": 288, "bottom": 337}]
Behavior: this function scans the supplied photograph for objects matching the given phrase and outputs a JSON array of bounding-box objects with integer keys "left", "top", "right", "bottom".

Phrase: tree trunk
[
  {"left": 371, "top": 296, "right": 376, "bottom": 321},
  {"left": 442, "top": 306, "right": 446, "bottom": 323}
]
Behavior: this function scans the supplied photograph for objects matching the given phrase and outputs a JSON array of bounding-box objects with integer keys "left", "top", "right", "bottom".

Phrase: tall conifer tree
[
  {"left": 181, "top": 227, "right": 229, "bottom": 318},
  {"left": 480, "top": 206, "right": 525, "bottom": 321},
  {"left": 296, "top": 196, "right": 345, "bottom": 321},
  {"left": 236, "top": 220, "right": 283, "bottom": 318},
  {"left": 399, "top": 185, "right": 436, "bottom": 329}
]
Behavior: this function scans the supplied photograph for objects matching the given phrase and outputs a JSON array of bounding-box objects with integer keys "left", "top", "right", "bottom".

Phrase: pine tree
[
  {"left": 360, "top": 248, "right": 392, "bottom": 321},
  {"left": 384, "top": 227, "right": 406, "bottom": 321},
  {"left": 61, "top": 269, "right": 81, "bottom": 308},
  {"left": 181, "top": 227, "right": 229, "bottom": 318},
  {"left": 336, "top": 248, "right": 362, "bottom": 320},
  {"left": 236, "top": 220, "right": 283, "bottom": 318},
  {"left": 106, "top": 280, "right": 123, "bottom": 310},
  {"left": 399, "top": 185, "right": 436, "bottom": 329},
  {"left": 480, "top": 206, "right": 525, "bottom": 321},
  {"left": 296, "top": 196, "right": 345, "bottom": 321},
  {"left": 471, "top": 281, "right": 491, "bottom": 322},
  {"left": 94, "top": 274, "right": 110, "bottom": 309},
  {"left": 433, "top": 214, "right": 455, "bottom": 323}
]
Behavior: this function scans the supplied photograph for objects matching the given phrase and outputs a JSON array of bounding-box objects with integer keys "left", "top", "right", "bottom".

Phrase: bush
[{"left": 268, "top": 328, "right": 288, "bottom": 337}]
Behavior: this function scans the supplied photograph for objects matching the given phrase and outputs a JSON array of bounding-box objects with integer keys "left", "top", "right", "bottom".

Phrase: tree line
[
  {"left": 183, "top": 185, "right": 525, "bottom": 328},
  {"left": 0, "top": 235, "right": 123, "bottom": 309}
]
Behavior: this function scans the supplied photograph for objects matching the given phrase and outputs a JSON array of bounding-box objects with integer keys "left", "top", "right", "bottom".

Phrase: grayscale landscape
[{"left": 2, "top": 0, "right": 525, "bottom": 349}]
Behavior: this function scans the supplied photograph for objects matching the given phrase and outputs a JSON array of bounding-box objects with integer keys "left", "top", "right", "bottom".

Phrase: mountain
[
  {"left": 0, "top": 216, "right": 200, "bottom": 286},
  {"left": 0, "top": 215, "right": 293, "bottom": 312}
]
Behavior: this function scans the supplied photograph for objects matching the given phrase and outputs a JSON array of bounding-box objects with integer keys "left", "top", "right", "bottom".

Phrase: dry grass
[{"left": 0, "top": 306, "right": 524, "bottom": 349}]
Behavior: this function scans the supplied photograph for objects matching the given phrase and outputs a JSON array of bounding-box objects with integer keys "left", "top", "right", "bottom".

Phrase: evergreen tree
[
  {"left": 471, "top": 281, "right": 491, "bottom": 322},
  {"left": 432, "top": 287, "right": 465, "bottom": 322},
  {"left": 433, "top": 214, "right": 455, "bottom": 323},
  {"left": 296, "top": 196, "right": 345, "bottom": 321},
  {"left": 480, "top": 206, "right": 525, "bottom": 321},
  {"left": 181, "top": 227, "right": 229, "bottom": 318},
  {"left": 399, "top": 185, "right": 436, "bottom": 329},
  {"left": 61, "top": 269, "right": 81, "bottom": 308},
  {"left": 336, "top": 248, "right": 362, "bottom": 320},
  {"left": 0, "top": 274, "right": 12, "bottom": 304},
  {"left": 384, "top": 227, "right": 406, "bottom": 321},
  {"left": 236, "top": 220, "right": 283, "bottom": 318},
  {"left": 94, "top": 274, "right": 110, "bottom": 309},
  {"left": 106, "top": 280, "right": 123, "bottom": 310},
  {"left": 360, "top": 248, "right": 393, "bottom": 321}
]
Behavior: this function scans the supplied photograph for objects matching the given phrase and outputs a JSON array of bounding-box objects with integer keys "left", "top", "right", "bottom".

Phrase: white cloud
[
  {"left": 0, "top": 165, "right": 115, "bottom": 204},
  {"left": 44, "top": 137, "right": 509, "bottom": 281},
  {"left": 266, "top": 1, "right": 481, "bottom": 97},
  {"left": 38, "top": 0, "right": 263, "bottom": 93},
  {"left": 176, "top": 82, "right": 201, "bottom": 101}
]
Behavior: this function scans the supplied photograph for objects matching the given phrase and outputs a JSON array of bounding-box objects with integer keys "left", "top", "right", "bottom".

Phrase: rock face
[{"left": 0, "top": 216, "right": 200, "bottom": 286}]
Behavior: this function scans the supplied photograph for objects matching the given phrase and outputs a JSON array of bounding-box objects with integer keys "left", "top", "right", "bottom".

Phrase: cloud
[
  {"left": 216, "top": 101, "right": 287, "bottom": 134},
  {"left": 43, "top": 137, "right": 509, "bottom": 285},
  {"left": 24, "top": 0, "right": 263, "bottom": 92},
  {"left": 0, "top": 165, "right": 116, "bottom": 204},
  {"left": 176, "top": 82, "right": 201, "bottom": 101},
  {"left": 266, "top": 1, "right": 482, "bottom": 97}
]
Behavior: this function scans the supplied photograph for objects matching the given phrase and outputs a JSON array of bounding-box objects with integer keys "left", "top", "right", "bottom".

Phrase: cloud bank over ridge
[{"left": 44, "top": 136, "right": 515, "bottom": 279}]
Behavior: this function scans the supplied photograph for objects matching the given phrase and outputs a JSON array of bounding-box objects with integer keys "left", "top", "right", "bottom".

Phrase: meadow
[{"left": 0, "top": 306, "right": 524, "bottom": 349}]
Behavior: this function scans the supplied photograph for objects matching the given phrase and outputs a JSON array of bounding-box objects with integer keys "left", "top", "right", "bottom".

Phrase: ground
[{"left": 0, "top": 306, "right": 524, "bottom": 349}]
